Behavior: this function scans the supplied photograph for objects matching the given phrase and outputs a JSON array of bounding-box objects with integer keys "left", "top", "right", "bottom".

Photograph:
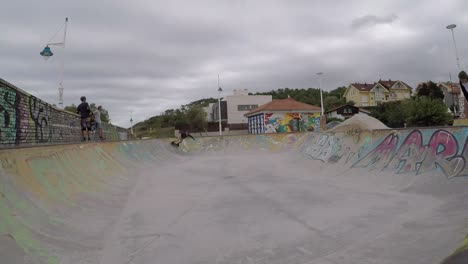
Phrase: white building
[
  {"left": 325, "top": 105, "right": 370, "bottom": 120},
  {"left": 203, "top": 103, "right": 215, "bottom": 122},
  {"left": 224, "top": 89, "right": 272, "bottom": 129}
]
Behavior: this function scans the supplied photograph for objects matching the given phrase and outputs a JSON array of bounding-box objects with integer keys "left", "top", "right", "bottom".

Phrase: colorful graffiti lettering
[
  {"left": 302, "top": 134, "right": 354, "bottom": 163},
  {"left": 353, "top": 129, "right": 467, "bottom": 178},
  {"left": 0, "top": 86, "right": 20, "bottom": 144}
]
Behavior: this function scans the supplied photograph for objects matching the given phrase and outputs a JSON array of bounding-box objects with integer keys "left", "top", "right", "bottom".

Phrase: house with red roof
[
  {"left": 343, "top": 79, "right": 412, "bottom": 107},
  {"left": 244, "top": 97, "right": 322, "bottom": 134}
]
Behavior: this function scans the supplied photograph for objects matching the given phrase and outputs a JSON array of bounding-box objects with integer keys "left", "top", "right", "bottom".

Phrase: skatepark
[{"left": 0, "top": 115, "right": 467, "bottom": 264}]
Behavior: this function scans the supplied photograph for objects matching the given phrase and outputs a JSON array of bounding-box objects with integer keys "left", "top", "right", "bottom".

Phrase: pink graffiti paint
[
  {"left": 419, "top": 130, "right": 464, "bottom": 177},
  {"left": 353, "top": 133, "right": 398, "bottom": 169},
  {"left": 386, "top": 130, "right": 425, "bottom": 173}
]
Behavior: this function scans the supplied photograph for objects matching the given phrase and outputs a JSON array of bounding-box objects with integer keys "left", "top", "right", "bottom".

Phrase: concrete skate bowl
[{"left": 0, "top": 117, "right": 467, "bottom": 264}]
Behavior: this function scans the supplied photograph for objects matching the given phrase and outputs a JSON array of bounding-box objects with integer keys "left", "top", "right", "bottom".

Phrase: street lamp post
[
  {"left": 40, "top": 18, "right": 69, "bottom": 108},
  {"left": 446, "top": 24, "right": 461, "bottom": 70},
  {"left": 317, "top": 72, "right": 324, "bottom": 116},
  {"left": 218, "top": 74, "right": 223, "bottom": 136}
]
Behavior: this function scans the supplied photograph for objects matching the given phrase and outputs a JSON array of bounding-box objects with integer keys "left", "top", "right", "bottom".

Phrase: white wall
[
  {"left": 203, "top": 103, "right": 214, "bottom": 122},
  {"left": 327, "top": 112, "right": 343, "bottom": 119},
  {"left": 226, "top": 94, "right": 272, "bottom": 124}
]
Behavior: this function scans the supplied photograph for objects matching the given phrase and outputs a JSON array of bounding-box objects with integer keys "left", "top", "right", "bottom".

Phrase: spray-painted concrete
[
  {"left": 0, "top": 79, "right": 128, "bottom": 148},
  {"left": 0, "top": 119, "right": 467, "bottom": 263}
]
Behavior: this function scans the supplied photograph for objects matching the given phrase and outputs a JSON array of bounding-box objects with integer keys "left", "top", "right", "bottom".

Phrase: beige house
[
  {"left": 438, "top": 82, "right": 461, "bottom": 115},
  {"left": 343, "top": 80, "right": 412, "bottom": 107}
]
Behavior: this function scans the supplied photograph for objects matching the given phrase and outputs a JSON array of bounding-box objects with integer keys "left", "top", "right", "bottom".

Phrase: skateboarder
[{"left": 171, "top": 130, "right": 196, "bottom": 146}]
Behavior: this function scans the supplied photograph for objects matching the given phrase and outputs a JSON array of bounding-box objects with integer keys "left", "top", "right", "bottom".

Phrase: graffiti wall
[
  {"left": 302, "top": 127, "right": 468, "bottom": 178},
  {"left": 0, "top": 79, "right": 128, "bottom": 147},
  {"left": 264, "top": 112, "right": 321, "bottom": 133}
]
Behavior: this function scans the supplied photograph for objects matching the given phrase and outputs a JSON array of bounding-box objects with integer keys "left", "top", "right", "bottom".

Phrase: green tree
[
  {"left": 64, "top": 104, "right": 77, "bottom": 114},
  {"left": 370, "top": 100, "right": 411, "bottom": 128},
  {"left": 89, "top": 103, "right": 110, "bottom": 123},
  {"left": 324, "top": 96, "right": 343, "bottom": 111},
  {"left": 405, "top": 98, "right": 452, "bottom": 127},
  {"left": 417, "top": 81, "right": 444, "bottom": 101},
  {"left": 427, "top": 81, "right": 445, "bottom": 101},
  {"left": 186, "top": 106, "right": 208, "bottom": 132},
  {"left": 417, "top": 83, "right": 430, "bottom": 97},
  {"left": 328, "top": 86, "right": 347, "bottom": 100}
]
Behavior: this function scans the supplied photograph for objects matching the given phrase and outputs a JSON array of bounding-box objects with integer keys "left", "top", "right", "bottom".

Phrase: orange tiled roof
[{"left": 245, "top": 97, "right": 321, "bottom": 116}]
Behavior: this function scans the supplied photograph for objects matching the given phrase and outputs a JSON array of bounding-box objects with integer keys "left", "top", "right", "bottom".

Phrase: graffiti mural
[
  {"left": 299, "top": 127, "right": 468, "bottom": 178},
  {"left": 301, "top": 133, "right": 361, "bottom": 164},
  {"left": 0, "top": 79, "right": 129, "bottom": 147},
  {"left": 0, "top": 86, "right": 20, "bottom": 144},
  {"left": 353, "top": 129, "right": 468, "bottom": 178},
  {"left": 29, "top": 97, "right": 52, "bottom": 143},
  {"left": 264, "top": 112, "right": 321, "bottom": 133}
]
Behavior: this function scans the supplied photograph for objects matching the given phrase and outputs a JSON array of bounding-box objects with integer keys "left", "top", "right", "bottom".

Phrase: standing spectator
[
  {"left": 77, "top": 96, "right": 91, "bottom": 141},
  {"left": 94, "top": 106, "right": 104, "bottom": 140}
]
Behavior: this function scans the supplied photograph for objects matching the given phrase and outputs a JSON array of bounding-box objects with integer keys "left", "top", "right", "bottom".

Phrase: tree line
[
  {"left": 369, "top": 81, "right": 452, "bottom": 128},
  {"left": 132, "top": 81, "right": 454, "bottom": 138}
]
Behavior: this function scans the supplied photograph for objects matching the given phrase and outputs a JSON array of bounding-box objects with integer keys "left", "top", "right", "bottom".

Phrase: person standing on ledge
[
  {"left": 77, "top": 96, "right": 91, "bottom": 141},
  {"left": 94, "top": 105, "right": 105, "bottom": 140}
]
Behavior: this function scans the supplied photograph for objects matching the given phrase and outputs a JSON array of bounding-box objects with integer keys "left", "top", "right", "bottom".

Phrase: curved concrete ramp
[{"left": 0, "top": 125, "right": 467, "bottom": 263}]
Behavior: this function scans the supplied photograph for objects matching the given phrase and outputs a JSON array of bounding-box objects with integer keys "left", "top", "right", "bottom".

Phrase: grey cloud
[{"left": 351, "top": 14, "right": 399, "bottom": 29}]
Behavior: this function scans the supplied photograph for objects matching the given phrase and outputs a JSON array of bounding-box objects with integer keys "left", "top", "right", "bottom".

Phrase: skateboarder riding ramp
[{"left": 0, "top": 115, "right": 467, "bottom": 264}]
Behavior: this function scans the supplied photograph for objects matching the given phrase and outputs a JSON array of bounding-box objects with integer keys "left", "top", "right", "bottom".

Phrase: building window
[
  {"left": 375, "top": 87, "right": 383, "bottom": 101},
  {"left": 361, "top": 95, "right": 368, "bottom": 104},
  {"left": 238, "top": 105, "right": 259, "bottom": 111}
]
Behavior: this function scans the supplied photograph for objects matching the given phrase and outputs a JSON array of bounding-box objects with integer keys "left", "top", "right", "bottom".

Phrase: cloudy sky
[{"left": 1, "top": 0, "right": 467, "bottom": 127}]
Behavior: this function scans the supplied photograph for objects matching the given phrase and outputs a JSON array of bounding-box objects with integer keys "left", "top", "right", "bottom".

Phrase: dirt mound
[{"left": 328, "top": 114, "right": 388, "bottom": 132}]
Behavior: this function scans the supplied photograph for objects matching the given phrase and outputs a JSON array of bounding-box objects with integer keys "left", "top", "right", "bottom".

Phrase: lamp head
[
  {"left": 446, "top": 24, "right": 457, "bottom": 30},
  {"left": 40, "top": 46, "right": 54, "bottom": 60}
]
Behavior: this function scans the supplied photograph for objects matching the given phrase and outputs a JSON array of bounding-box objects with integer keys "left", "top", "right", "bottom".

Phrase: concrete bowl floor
[{"left": 98, "top": 151, "right": 467, "bottom": 264}]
